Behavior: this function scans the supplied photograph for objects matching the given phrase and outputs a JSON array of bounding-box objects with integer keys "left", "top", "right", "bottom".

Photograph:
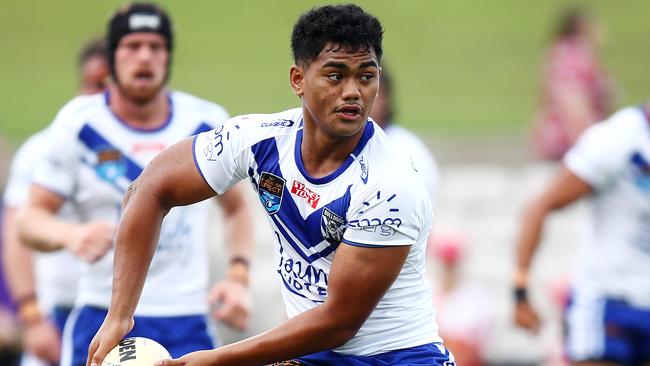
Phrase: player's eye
[
  {"left": 326, "top": 73, "right": 343, "bottom": 81},
  {"left": 360, "top": 73, "right": 375, "bottom": 82}
]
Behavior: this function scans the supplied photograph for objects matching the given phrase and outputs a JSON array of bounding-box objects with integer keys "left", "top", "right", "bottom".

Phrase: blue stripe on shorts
[{"left": 295, "top": 342, "right": 455, "bottom": 366}]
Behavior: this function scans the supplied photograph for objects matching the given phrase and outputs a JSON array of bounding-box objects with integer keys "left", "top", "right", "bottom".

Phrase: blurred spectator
[
  {"left": 532, "top": 6, "right": 615, "bottom": 160},
  {"left": 2, "top": 38, "right": 108, "bottom": 366},
  {"left": 429, "top": 231, "right": 492, "bottom": 366}
]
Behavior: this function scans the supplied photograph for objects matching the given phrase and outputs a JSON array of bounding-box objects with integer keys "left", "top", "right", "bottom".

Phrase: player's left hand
[
  {"left": 208, "top": 279, "right": 251, "bottom": 331},
  {"left": 86, "top": 315, "right": 134, "bottom": 366},
  {"left": 155, "top": 349, "right": 217, "bottom": 366}
]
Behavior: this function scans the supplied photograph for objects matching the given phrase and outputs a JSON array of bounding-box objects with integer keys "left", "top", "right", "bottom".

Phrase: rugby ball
[{"left": 102, "top": 337, "right": 171, "bottom": 366}]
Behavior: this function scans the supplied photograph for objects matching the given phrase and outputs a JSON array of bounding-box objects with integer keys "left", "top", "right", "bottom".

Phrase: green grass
[{"left": 1, "top": 0, "right": 649, "bottom": 146}]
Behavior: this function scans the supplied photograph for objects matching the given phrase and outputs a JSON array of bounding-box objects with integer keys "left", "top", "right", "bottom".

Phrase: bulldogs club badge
[
  {"left": 95, "top": 149, "right": 126, "bottom": 183},
  {"left": 258, "top": 172, "right": 286, "bottom": 215},
  {"left": 321, "top": 207, "right": 346, "bottom": 245}
]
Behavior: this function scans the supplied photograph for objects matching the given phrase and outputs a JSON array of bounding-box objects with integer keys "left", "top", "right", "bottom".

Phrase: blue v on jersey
[{"left": 194, "top": 108, "right": 441, "bottom": 356}]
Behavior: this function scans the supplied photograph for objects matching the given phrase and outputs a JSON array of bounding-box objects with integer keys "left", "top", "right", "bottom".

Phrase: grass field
[{"left": 1, "top": 0, "right": 649, "bottom": 146}]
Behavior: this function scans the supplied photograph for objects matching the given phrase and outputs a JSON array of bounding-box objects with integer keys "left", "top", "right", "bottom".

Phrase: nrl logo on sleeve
[
  {"left": 321, "top": 207, "right": 346, "bottom": 245},
  {"left": 258, "top": 172, "right": 285, "bottom": 215}
]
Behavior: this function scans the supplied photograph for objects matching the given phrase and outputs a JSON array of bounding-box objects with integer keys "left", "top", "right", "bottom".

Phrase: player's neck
[
  {"left": 107, "top": 85, "right": 170, "bottom": 130},
  {"left": 300, "top": 121, "right": 364, "bottom": 179}
]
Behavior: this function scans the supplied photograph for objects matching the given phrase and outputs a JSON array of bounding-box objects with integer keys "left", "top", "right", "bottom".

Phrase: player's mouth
[
  {"left": 335, "top": 104, "right": 363, "bottom": 121},
  {"left": 134, "top": 70, "right": 155, "bottom": 84}
]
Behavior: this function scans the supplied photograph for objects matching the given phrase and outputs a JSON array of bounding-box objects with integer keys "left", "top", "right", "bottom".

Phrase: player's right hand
[
  {"left": 67, "top": 221, "right": 115, "bottom": 263},
  {"left": 86, "top": 315, "right": 134, "bottom": 366},
  {"left": 514, "top": 299, "right": 541, "bottom": 332},
  {"left": 23, "top": 318, "right": 61, "bottom": 363}
]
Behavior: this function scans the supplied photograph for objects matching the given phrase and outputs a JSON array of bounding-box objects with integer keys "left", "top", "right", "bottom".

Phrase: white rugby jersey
[
  {"left": 32, "top": 91, "right": 229, "bottom": 316},
  {"left": 3, "top": 129, "right": 81, "bottom": 312},
  {"left": 194, "top": 108, "right": 441, "bottom": 356},
  {"left": 383, "top": 124, "right": 439, "bottom": 209},
  {"left": 564, "top": 106, "right": 650, "bottom": 307}
]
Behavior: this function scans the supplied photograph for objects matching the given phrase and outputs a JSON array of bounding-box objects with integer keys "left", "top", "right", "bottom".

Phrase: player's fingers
[
  {"left": 155, "top": 358, "right": 183, "bottom": 366},
  {"left": 88, "top": 342, "right": 110, "bottom": 366}
]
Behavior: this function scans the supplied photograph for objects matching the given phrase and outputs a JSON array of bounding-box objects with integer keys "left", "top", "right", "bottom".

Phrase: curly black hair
[{"left": 291, "top": 4, "right": 384, "bottom": 65}]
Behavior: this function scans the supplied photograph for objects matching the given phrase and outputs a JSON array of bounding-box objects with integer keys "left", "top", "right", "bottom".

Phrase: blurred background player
[
  {"left": 369, "top": 63, "right": 439, "bottom": 208},
  {"left": 513, "top": 102, "right": 650, "bottom": 365},
  {"left": 2, "top": 38, "right": 109, "bottom": 366},
  {"left": 15, "top": 3, "right": 254, "bottom": 366},
  {"left": 532, "top": 6, "right": 615, "bottom": 160}
]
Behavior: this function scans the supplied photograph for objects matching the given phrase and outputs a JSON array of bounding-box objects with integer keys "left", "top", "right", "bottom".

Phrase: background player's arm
[
  {"left": 160, "top": 243, "right": 410, "bottom": 366},
  {"left": 2, "top": 206, "right": 62, "bottom": 363},
  {"left": 87, "top": 137, "right": 217, "bottom": 366},
  {"left": 17, "top": 186, "right": 114, "bottom": 263},
  {"left": 210, "top": 183, "right": 254, "bottom": 331},
  {"left": 513, "top": 165, "right": 592, "bottom": 330}
]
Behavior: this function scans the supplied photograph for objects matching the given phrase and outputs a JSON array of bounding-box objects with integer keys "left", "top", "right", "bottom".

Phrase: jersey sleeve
[
  {"left": 31, "top": 109, "right": 82, "bottom": 199},
  {"left": 192, "top": 117, "right": 250, "bottom": 195},
  {"left": 3, "top": 139, "right": 37, "bottom": 207},
  {"left": 564, "top": 117, "right": 628, "bottom": 189},
  {"left": 343, "top": 177, "right": 430, "bottom": 247}
]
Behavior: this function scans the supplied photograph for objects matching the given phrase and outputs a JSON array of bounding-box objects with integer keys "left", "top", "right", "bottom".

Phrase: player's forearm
[
  {"left": 207, "top": 304, "right": 358, "bottom": 365},
  {"left": 224, "top": 202, "right": 253, "bottom": 285},
  {"left": 17, "top": 206, "right": 77, "bottom": 252},
  {"left": 108, "top": 184, "right": 166, "bottom": 320},
  {"left": 514, "top": 201, "right": 550, "bottom": 287},
  {"left": 2, "top": 208, "right": 37, "bottom": 300}
]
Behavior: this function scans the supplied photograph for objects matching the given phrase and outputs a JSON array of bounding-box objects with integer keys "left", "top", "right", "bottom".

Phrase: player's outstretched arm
[
  {"left": 513, "top": 165, "right": 591, "bottom": 331},
  {"left": 87, "top": 137, "right": 217, "bottom": 366},
  {"left": 159, "top": 243, "right": 410, "bottom": 366}
]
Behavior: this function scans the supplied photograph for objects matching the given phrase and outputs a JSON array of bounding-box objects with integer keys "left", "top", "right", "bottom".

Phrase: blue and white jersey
[
  {"left": 32, "top": 91, "right": 229, "bottom": 316},
  {"left": 3, "top": 129, "right": 81, "bottom": 313},
  {"left": 194, "top": 108, "right": 441, "bottom": 356},
  {"left": 564, "top": 106, "right": 650, "bottom": 308}
]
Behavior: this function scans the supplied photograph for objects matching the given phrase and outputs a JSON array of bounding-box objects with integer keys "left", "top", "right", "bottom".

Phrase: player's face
[
  {"left": 114, "top": 32, "right": 168, "bottom": 103},
  {"left": 80, "top": 55, "right": 109, "bottom": 95},
  {"left": 291, "top": 43, "right": 380, "bottom": 138}
]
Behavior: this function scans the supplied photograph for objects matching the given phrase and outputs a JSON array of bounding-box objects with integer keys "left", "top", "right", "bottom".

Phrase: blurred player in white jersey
[
  {"left": 88, "top": 4, "right": 454, "bottom": 366},
  {"left": 16, "top": 3, "right": 253, "bottom": 366},
  {"left": 369, "top": 64, "right": 439, "bottom": 208},
  {"left": 513, "top": 105, "right": 650, "bottom": 365},
  {"left": 2, "top": 38, "right": 109, "bottom": 366}
]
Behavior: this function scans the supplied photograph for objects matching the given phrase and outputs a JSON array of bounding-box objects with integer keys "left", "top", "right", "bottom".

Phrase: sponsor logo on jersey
[
  {"left": 258, "top": 172, "right": 285, "bottom": 214},
  {"left": 260, "top": 119, "right": 295, "bottom": 128},
  {"left": 321, "top": 207, "right": 346, "bottom": 244},
  {"left": 358, "top": 156, "right": 369, "bottom": 184},
  {"left": 348, "top": 217, "right": 402, "bottom": 229},
  {"left": 130, "top": 141, "right": 166, "bottom": 154},
  {"left": 95, "top": 148, "right": 126, "bottom": 183},
  {"left": 290, "top": 180, "right": 320, "bottom": 208}
]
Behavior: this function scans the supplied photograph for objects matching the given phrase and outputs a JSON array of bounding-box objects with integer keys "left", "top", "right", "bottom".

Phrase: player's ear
[{"left": 289, "top": 64, "right": 304, "bottom": 97}]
